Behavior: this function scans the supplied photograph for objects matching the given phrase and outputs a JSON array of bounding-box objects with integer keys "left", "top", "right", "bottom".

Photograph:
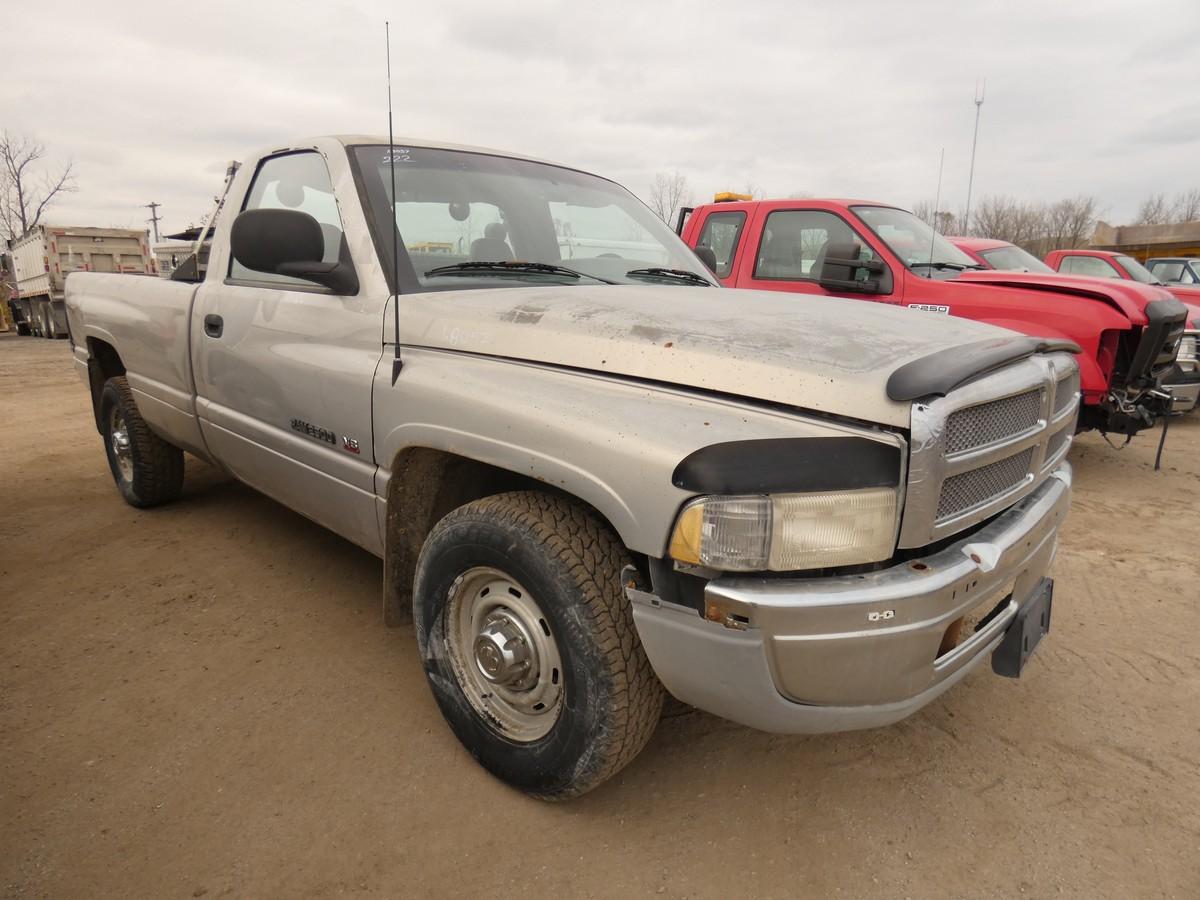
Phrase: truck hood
[
  {"left": 955, "top": 270, "right": 1177, "bottom": 325},
  {"left": 397, "top": 285, "right": 1028, "bottom": 428}
]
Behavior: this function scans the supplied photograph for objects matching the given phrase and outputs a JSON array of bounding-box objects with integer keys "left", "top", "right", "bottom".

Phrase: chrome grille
[
  {"left": 1053, "top": 369, "right": 1081, "bottom": 415},
  {"left": 936, "top": 448, "right": 1034, "bottom": 520},
  {"left": 1044, "top": 425, "right": 1071, "bottom": 467},
  {"left": 1179, "top": 332, "right": 1198, "bottom": 373},
  {"left": 899, "top": 352, "right": 1080, "bottom": 549},
  {"left": 944, "top": 389, "right": 1043, "bottom": 455}
]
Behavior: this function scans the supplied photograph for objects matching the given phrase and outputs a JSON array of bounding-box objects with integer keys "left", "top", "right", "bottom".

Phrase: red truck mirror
[{"left": 818, "top": 241, "right": 885, "bottom": 294}]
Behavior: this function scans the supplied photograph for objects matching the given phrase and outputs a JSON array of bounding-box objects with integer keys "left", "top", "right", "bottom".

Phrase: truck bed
[{"left": 66, "top": 272, "right": 208, "bottom": 460}]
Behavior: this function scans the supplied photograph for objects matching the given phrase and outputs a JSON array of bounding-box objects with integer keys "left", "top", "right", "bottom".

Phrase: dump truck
[{"left": 6, "top": 225, "right": 151, "bottom": 337}]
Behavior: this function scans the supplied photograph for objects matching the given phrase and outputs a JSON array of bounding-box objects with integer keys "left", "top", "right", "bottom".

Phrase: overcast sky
[{"left": 4, "top": 0, "right": 1197, "bottom": 238}]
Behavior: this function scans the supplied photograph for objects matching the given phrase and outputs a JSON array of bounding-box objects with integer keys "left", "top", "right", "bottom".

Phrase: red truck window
[
  {"left": 694, "top": 211, "right": 745, "bottom": 278},
  {"left": 754, "top": 210, "right": 862, "bottom": 281},
  {"left": 1058, "top": 255, "right": 1120, "bottom": 279}
]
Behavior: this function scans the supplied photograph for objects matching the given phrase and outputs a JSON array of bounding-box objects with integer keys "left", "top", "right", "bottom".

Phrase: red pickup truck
[
  {"left": 678, "top": 198, "right": 1187, "bottom": 435},
  {"left": 1045, "top": 249, "right": 1200, "bottom": 307},
  {"left": 955, "top": 239, "right": 1200, "bottom": 414}
]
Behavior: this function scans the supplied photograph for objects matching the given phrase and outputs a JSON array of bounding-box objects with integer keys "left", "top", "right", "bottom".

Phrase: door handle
[{"left": 204, "top": 314, "right": 224, "bottom": 338}]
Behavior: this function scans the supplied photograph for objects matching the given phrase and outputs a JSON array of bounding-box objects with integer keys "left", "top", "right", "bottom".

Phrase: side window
[
  {"left": 695, "top": 211, "right": 745, "bottom": 278},
  {"left": 230, "top": 151, "right": 345, "bottom": 287},
  {"left": 1060, "top": 255, "right": 1120, "bottom": 279},
  {"left": 1149, "top": 262, "right": 1186, "bottom": 283},
  {"left": 754, "top": 210, "right": 866, "bottom": 280}
]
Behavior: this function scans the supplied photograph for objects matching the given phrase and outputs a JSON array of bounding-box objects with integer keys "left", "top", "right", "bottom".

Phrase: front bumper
[{"left": 628, "top": 464, "right": 1072, "bottom": 734}]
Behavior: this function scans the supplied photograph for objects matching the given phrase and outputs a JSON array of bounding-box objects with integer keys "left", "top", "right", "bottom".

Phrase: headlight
[{"left": 668, "top": 488, "right": 898, "bottom": 572}]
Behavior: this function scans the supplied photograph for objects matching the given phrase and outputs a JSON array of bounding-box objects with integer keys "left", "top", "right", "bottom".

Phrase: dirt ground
[{"left": 2, "top": 332, "right": 1198, "bottom": 900}]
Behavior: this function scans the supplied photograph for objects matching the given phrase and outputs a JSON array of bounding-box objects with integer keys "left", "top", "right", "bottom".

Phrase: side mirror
[
  {"left": 694, "top": 245, "right": 718, "bottom": 274},
  {"left": 230, "top": 208, "right": 358, "bottom": 294},
  {"left": 818, "top": 241, "right": 885, "bottom": 294}
]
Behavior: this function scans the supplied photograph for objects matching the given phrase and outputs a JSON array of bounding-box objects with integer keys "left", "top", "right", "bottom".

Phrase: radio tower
[{"left": 963, "top": 80, "right": 986, "bottom": 234}]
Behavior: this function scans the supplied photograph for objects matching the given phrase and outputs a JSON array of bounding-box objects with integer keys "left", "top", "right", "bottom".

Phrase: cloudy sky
[{"left": 4, "top": 0, "right": 1197, "bottom": 238}]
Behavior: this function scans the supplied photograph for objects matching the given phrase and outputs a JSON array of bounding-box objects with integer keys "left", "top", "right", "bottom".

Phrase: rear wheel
[
  {"left": 414, "top": 491, "right": 663, "bottom": 799},
  {"left": 99, "top": 376, "right": 185, "bottom": 507}
]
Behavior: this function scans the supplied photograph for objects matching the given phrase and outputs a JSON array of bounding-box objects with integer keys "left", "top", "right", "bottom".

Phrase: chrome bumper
[
  {"left": 629, "top": 464, "right": 1072, "bottom": 734},
  {"left": 1165, "top": 378, "right": 1200, "bottom": 413}
]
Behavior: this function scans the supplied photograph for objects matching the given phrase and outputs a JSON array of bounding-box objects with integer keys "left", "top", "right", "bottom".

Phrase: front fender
[{"left": 372, "top": 347, "right": 905, "bottom": 557}]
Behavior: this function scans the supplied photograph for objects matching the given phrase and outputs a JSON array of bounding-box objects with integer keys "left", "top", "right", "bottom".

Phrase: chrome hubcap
[
  {"left": 473, "top": 611, "right": 536, "bottom": 688},
  {"left": 445, "top": 567, "right": 563, "bottom": 742},
  {"left": 108, "top": 408, "right": 133, "bottom": 482}
]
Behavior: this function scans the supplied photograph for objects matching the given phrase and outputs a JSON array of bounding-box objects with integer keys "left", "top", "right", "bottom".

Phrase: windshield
[
  {"left": 978, "top": 244, "right": 1055, "bottom": 273},
  {"left": 351, "top": 145, "right": 715, "bottom": 291},
  {"left": 852, "top": 206, "right": 980, "bottom": 280},
  {"left": 1114, "top": 255, "right": 1159, "bottom": 284}
]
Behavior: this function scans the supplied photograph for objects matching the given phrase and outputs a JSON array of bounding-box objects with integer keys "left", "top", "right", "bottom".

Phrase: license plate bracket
[{"left": 992, "top": 577, "right": 1053, "bottom": 678}]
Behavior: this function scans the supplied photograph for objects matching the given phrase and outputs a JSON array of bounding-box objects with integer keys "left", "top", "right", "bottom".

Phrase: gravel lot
[{"left": 2, "top": 332, "right": 1198, "bottom": 899}]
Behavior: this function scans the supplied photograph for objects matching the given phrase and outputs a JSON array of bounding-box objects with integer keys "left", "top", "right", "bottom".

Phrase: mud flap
[{"left": 992, "top": 578, "right": 1053, "bottom": 678}]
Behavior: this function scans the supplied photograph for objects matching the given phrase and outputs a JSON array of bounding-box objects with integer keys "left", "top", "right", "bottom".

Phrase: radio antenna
[
  {"left": 927, "top": 147, "right": 945, "bottom": 267},
  {"left": 386, "top": 21, "right": 403, "bottom": 384}
]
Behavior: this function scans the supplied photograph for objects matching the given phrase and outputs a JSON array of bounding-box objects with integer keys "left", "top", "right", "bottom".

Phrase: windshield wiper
[
  {"left": 910, "top": 261, "right": 985, "bottom": 272},
  {"left": 624, "top": 267, "right": 713, "bottom": 285},
  {"left": 424, "top": 261, "right": 615, "bottom": 284}
]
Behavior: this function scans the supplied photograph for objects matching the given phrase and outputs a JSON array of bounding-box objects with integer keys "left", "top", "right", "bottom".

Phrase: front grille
[
  {"left": 1179, "top": 332, "right": 1198, "bottom": 372},
  {"left": 1043, "top": 425, "right": 1071, "bottom": 467},
  {"left": 944, "top": 390, "right": 1043, "bottom": 455},
  {"left": 936, "top": 448, "right": 1034, "bottom": 520},
  {"left": 899, "top": 351, "right": 1081, "bottom": 549},
  {"left": 1053, "top": 369, "right": 1080, "bottom": 415}
]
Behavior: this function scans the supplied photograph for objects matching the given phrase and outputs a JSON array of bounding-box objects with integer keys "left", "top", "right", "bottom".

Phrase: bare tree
[
  {"left": 1134, "top": 192, "right": 1170, "bottom": 226},
  {"left": 912, "top": 200, "right": 959, "bottom": 235},
  {"left": 1043, "top": 195, "right": 1099, "bottom": 253},
  {"left": 647, "top": 171, "right": 694, "bottom": 228},
  {"left": 1171, "top": 188, "right": 1200, "bottom": 222},
  {"left": 0, "top": 132, "right": 77, "bottom": 240}
]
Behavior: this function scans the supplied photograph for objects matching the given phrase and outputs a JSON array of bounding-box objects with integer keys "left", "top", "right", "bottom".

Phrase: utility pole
[
  {"left": 145, "top": 202, "right": 162, "bottom": 244},
  {"left": 963, "top": 79, "right": 985, "bottom": 235}
]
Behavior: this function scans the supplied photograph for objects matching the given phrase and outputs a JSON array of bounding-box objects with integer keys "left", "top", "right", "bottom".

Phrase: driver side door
[{"left": 191, "top": 149, "right": 386, "bottom": 553}]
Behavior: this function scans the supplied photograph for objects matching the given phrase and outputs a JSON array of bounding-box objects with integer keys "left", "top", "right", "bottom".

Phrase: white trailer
[{"left": 6, "top": 225, "right": 151, "bottom": 338}]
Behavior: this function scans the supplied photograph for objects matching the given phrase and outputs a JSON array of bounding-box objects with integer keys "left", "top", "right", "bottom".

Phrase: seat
[{"left": 470, "top": 222, "right": 513, "bottom": 261}]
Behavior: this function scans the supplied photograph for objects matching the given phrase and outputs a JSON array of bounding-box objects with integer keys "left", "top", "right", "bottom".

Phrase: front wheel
[
  {"left": 99, "top": 376, "right": 185, "bottom": 508},
  {"left": 414, "top": 492, "right": 664, "bottom": 799}
]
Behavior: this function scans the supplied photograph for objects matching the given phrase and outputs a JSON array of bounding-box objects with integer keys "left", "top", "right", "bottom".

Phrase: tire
[
  {"left": 42, "top": 309, "right": 56, "bottom": 339},
  {"left": 414, "top": 491, "right": 664, "bottom": 799},
  {"left": 16, "top": 322, "right": 30, "bottom": 336},
  {"left": 99, "top": 376, "right": 185, "bottom": 508}
]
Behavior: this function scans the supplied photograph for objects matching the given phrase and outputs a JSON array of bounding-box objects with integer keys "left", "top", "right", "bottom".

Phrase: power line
[{"left": 144, "top": 202, "right": 162, "bottom": 243}]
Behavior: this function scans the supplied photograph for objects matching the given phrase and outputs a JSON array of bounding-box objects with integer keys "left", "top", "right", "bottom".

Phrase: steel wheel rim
[
  {"left": 444, "top": 566, "right": 564, "bottom": 742},
  {"left": 108, "top": 406, "right": 133, "bottom": 482}
]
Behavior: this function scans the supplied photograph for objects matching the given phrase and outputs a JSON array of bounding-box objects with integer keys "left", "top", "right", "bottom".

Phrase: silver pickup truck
[{"left": 65, "top": 136, "right": 1077, "bottom": 798}]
